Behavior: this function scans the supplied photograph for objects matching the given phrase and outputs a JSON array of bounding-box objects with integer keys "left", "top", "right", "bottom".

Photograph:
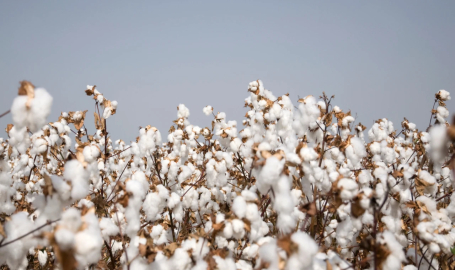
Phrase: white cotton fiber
[{"left": 11, "top": 88, "right": 53, "bottom": 133}]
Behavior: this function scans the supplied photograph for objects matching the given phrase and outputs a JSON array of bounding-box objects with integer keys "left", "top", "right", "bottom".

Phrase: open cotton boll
[
  {"left": 37, "top": 250, "right": 47, "bottom": 266},
  {"left": 61, "top": 208, "right": 82, "bottom": 232},
  {"left": 377, "top": 231, "right": 406, "bottom": 270},
  {"left": 177, "top": 104, "right": 190, "bottom": 118},
  {"left": 300, "top": 146, "right": 318, "bottom": 161},
  {"left": 55, "top": 228, "right": 75, "bottom": 250},
  {"left": 230, "top": 137, "right": 242, "bottom": 152},
  {"left": 437, "top": 90, "right": 451, "bottom": 101},
  {"left": 83, "top": 145, "right": 100, "bottom": 163},
  {"left": 436, "top": 106, "right": 449, "bottom": 123},
  {"left": 172, "top": 248, "right": 192, "bottom": 270},
  {"left": 31, "top": 138, "right": 48, "bottom": 155},
  {"left": 418, "top": 170, "right": 437, "bottom": 196},
  {"left": 8, "top": 126, "right": 30, "bottom": 154},
  {"left": 11, "top": 88, "right": 53, "bottom": 133},
  {"left": 232, "top": 196, "right": 247, "bottom": 218},
  {"left": 99, "top": 217, "right": 119, "bottom": 242},
  {"left": 64, "top": 160, "right": 90, "bottom": 200},
  {"left": 256, "top": 156, "right": 285, "bottom": 193},
  {"left": 286, "top": 232, "right": 318, "bottom": 270},
  {"left": 341, "top": 116, "right": 355, "bottom": 127},
  {"left": 74, "top": 213, "right": 103, "bottom": 267},
  {"left": 125, "top": 179, "right": 147, "bottom": 237},
  {"left": 0, "top": 212, "right": 36, "bottom": 269},
  {"left": 143, "top": 192, "right": 167, "bottom": 222},
  {"left": 203, "top": 105, "right": 213, "bottom": 116},
  {"left": 338, "top": 178, "right": 358, "bottom": 200}
]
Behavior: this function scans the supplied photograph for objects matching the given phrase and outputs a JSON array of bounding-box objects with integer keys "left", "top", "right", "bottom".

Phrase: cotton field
[{"left": 0, "top": 80, "right": 454, "bottom": 270}]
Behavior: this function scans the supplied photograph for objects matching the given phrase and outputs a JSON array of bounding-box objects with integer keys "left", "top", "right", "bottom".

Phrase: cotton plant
[{"left": 0, "top": 81, "right": 454, "bottom": 270}]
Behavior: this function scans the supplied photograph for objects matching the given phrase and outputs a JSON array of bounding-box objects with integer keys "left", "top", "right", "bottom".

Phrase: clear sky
[{"left": 1, "top": 1, "right": 454, "bottom": 142}]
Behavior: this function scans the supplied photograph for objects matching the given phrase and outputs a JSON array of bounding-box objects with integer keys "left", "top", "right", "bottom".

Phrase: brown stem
[
  {"left": 27, "top": 155, "right": 38, "bottom": 182},
  {"left": 106, "top": 160, "right": 131, "bottom": 202},
  {"left": 104, "top": 240, "right": 116, "bottom": 269},
  {"left": 237, "top": 153, "right": 249, "bottom": 182},
  {"left": 436, "top": 191, "right": 453, "bottom": 201},
  {"left": 109, "top": 146, "right": 131, "bottom": 158},
  {"left": 0, "top": 110, "right": 10, "bottom": 118},
  {"left": 181, "top": 172, "right": 205, "bottom": 198},
  {"left": 168, "top": 209, "right": 176, "bottom": 242},
  {"left": 102, "top": 118, "right": 108, "bottom": 200}
]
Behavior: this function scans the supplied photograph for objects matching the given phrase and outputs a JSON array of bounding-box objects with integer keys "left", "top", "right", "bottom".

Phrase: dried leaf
[
  {"left": 18, "top": 81, "right": 35, "bottom": 109},
  {"left": 351, "top": 195, "right": 366, "bottom": 218},
  {"left": 94, "top": 112, "right": 105, "bottom": 130},
  {"left": 277, "top": 235, "right": 299, "bottom": 255},
  {"left": 415, "top": 177, "right": 434, "bottom": 196},
  {"left": 0, "top": 222, "right": 6, "bottom": 238},
  {"left": 299, "top": 202, "right": 317, "bottom": 216},
  {"left": 42, "top": 173, "right": 53, "bottom": 197}
]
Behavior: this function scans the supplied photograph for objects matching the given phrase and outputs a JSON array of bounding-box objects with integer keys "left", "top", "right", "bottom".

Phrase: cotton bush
[{"left": 0, "top": 80, "right": 454, "bottom": 269}]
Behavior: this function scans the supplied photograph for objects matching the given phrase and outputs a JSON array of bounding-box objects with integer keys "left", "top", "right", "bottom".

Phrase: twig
[
  {"left": 168, "top": 209, "right": 176, "bottom": 242},
  {"left": 106, "top": 160, "right": 132, "bottom": 202},
  {"left": 27, "top": 155, "right": 38, "bottom": 182},
  {"left": 181, "top": 172, "right": 205, "bottom": 198},
  {"left": 104, "top": 240, "right": 116, "bottom": 269},
  {"left": 0, "top": 110, "right": 10, "bottom": 119}
]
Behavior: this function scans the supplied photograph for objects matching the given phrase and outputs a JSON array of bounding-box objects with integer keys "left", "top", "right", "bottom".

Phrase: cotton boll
[
  {"left": 418, "top": 170, "right": 437, "bottom": 197},
  {"left": 74, "top": 213, "right": 103, "bottom": 267},
  {"left": 64, "top": 160, "right": 90, "bottom": 200},
  {"left": 178, "top": 104, "right": 190, "bottom": 119},
  {"left": 60, "top": 208, "right": 82, "bottom": 233},
  {"left": 171, "top": 248, "right": 192, "bottom": 270},
  {"left": 256, "top": 156, "right": 284, "bottom": 193},
  {"left": 37, "top": 250, "right": 47, "bottom": 266},
  {"left": 99, "top": 217, "right": 120, "bottom": 242},
  {"left": 349, "top": 137, "right": 367, "bottom": 164},
  {"left": 258, "top": 241, "right": 279, "bottom": 270},
  {"left": 203, "top": 106, "right": 213, "bottom": 116},
  {"left": 31, "top": 138, "right": 48, "bottom": 155},
  {"left": 358, "top": 170, "right": 372, "bottom": 186},
  {"left": 8, "top": 126, "right": 30, "bottom": 154},
  {"left": 378, "top": 231, "right": 406, "bottom": 270},
  {"left": 231, "top": 219, "right": 245, "bottom": 239},
  {"left": 338, "top": 179, "right": 358, "bottom": 200},
  {"left": 287, "top": 232, "right": 318, "bottom": 269},
  {"left": 125, "top": 179, "right": 148, "bottom": 237},
  {"left": 11, "top": 88, "right": 53, "bottom": 133},
  {"left": 436, "top": 106, "right": 449, "bottom": 123},
  {"left": 55, "top": 228, "right": 75, "bottom": 250},
  {"left": 143, "top": 192, "right": 167, "bottom": 222},
  {"left": 223, "top": 222, "right": 233, "bottom": 239},
  {"left": 241, "top": 189, "right": 258, "bottom": 201},
  {"left": 236, "top": 260, "right": 253, "bottom": 270},
  {"left": 233, "top": 196, "right": 247, "bottom": 218},
  {"left": 83, "top": 145, "right": 100, "bottom": 163},
  {"left": 437, "top": 89, "right": 451, "bottom": 101},
  {"left": 341, "top": 116, "right": 355, "bottom": 127},
  {"left": 230, "top": 138, "right": 242, "bottom": 153},
  {"left": 1, "top": 212, "right": 36, "bottom": 268}
]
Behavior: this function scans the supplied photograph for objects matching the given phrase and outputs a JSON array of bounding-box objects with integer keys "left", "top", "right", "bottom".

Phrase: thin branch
[{"left": 0, "top": 110, "right": 10, "bottom": 118}]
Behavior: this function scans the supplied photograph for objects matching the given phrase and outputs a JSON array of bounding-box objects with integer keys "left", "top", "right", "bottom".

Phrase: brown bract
[{"left": 18, "top": 81, "right": 35, "bottom": 109}]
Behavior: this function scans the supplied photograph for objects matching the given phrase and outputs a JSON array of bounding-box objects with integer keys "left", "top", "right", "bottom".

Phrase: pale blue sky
[{"left": 1, "top": 1, "right": 454, "bottom": 142}]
